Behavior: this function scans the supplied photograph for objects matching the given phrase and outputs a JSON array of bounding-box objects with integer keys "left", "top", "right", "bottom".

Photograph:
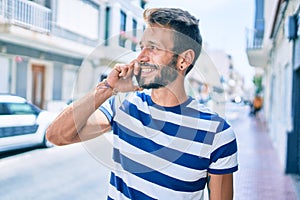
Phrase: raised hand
[{"left": 106, "top": 60, "right": 142, "bottom": 94}]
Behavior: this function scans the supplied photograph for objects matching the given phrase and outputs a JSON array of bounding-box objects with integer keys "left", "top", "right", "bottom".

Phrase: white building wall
[
  {"left": 56, "top": 0, "right": 100, "bottom": 40},
  {"left": 262, "top": 0, "right": 299, "bottom": 168}
]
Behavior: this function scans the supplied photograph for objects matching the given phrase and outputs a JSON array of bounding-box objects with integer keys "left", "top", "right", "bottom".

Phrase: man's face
[{"left": 136, "top": 26, "right": 180, "bottom": 89}]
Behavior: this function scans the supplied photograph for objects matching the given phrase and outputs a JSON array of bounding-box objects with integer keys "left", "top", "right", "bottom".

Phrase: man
[{"left": 47, "top": 8, "right": 238, "bottom": 200}]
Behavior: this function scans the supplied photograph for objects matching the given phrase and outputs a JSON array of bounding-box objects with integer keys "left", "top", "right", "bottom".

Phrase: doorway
[{"left": 31, "top": 64, "right": 45, "bottom": 108}]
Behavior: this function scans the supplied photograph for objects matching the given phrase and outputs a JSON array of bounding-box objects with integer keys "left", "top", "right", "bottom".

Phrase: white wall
[
  {"left": 56, "top": 0, "right": 99, "bottom": 40},
  {"left": 263, "top": 0, "right": 297, "bottom": 168}
]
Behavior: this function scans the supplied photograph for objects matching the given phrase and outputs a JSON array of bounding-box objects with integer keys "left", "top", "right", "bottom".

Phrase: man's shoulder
[
  {"left": 186, "top": 98, "right": 217, "bottom": 116},
  {"left": 186, "top": 99, "right": 232, "bottom": 129}
]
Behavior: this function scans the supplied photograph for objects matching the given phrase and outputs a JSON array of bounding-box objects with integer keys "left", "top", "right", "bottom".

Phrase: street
[
  {"left": 0, "top": 141, "right": 110, "bottom": 200},
  {"left": 230, "top": 106, "right": 298, "bottom": 200}
]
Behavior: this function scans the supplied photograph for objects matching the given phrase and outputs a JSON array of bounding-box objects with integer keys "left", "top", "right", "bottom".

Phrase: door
[
  {"left": 286, "top": 27, "right": 300, "bottom": 174},
  {"left": 32, "top": 64, "right": 45, "bottom": 109},
  {"left": 295, "top": 69, "right": 300, "bottom": 174}
]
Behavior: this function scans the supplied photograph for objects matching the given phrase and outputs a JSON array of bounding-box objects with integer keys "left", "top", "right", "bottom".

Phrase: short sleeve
[
  {"left": 208, "top": 122, "right": 238, "bottom": 174},
  {"left": 99, "top": 96, "right": 116, "bottom": 125}
]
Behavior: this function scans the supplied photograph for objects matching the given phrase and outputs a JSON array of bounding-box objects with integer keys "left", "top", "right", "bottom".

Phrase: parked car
[{"left": 0, "top": 94, "right": 58, "bottom": 152}]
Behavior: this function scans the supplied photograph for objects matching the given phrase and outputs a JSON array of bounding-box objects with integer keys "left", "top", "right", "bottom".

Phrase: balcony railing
[
  {"left": 0, "top": 0, "right": 51, "bottom": 33},
  {"left": 246, "top": 28, "right": 264, "bottom": 50},
  {"left": 245, "top": 27, "right": 269, "bottom": 67}
]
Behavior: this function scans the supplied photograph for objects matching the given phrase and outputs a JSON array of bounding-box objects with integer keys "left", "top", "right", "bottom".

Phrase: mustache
[{"left": 138, "top": 62, "right": 159, "bottom": 69}]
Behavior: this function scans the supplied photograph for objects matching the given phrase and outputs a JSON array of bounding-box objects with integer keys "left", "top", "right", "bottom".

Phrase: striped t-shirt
[{"left": 100, "top": 91, "right": 238, "bottom": 200}]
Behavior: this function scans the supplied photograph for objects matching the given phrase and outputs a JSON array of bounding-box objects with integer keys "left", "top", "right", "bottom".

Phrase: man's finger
[
  {"left": 133, "top": 61, "right": 140, "bottom": 76},
  {"left": 118, "top": 65, "right": 129, "bottom": 77},
  {"left": 125, "top": 64, "right": 134, "bottom": 79}
]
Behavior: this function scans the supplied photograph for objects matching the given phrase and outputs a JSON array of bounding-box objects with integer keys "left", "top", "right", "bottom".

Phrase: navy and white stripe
[{"left": 100, "top": 90, "right": 238, "bottom": 199}]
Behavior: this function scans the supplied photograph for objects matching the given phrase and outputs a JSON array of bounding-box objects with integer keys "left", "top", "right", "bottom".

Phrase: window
[
  {"left": 0, "top": 103, "right": 39, "bottom": 115},
  {"left": 140, "top": 0, "right": 147, "bottom": 9},
  {"left": 7, "top": 103, "right": 37, "bottom": 115},
  {"left": 119, "top": 11, "right": 127, "bottom": 47},
  {"left": 132, "top": 19, "right": 137, "bottom": 51},
  {"left": 0, "top": 104, "right": 10, "bottom": 115},
  {"left": 105, "top": 7, "right": 111, "bottom": 46}
]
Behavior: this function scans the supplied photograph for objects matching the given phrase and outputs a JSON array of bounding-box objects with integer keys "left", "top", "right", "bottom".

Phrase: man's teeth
[{"left": 142, "top": 68, "right": 155, "bottom": 73}]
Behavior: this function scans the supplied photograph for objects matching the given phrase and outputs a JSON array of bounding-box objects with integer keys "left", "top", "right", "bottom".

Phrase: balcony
[
  {"left": 0, "top": 0, "right": 51, "bottom": 33},
  {"left": 0, "top": 0, "right": 94, "bottom": 62},
  {"left": 245, "top": 28, "right": 268, "bottom": 67}
]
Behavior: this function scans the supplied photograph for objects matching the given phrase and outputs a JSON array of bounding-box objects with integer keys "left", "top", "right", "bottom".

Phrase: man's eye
[
  {"left": 150, "top": 45, "right": 158, "bottom": 50},
  {"left": 139, "top": 45, "right": 159, "bottom": 51}
]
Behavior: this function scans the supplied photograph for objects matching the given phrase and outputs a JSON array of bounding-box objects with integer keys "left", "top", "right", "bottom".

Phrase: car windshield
[{"left": 0, "top": 103, "right": 38, "bottom": 115}]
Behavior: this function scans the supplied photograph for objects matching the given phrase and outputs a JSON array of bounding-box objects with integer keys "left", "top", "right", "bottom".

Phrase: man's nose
[{"left": 137, "top": 48, "right": 150, "bottom": 63}]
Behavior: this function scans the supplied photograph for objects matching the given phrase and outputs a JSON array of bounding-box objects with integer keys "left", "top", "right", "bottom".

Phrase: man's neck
[{"left": 151, "top": 81, "right": 188, "bottom": 107}]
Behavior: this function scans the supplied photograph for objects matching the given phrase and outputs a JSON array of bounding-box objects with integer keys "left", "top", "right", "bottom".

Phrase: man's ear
[{"left": 177, "top": 49, "right": 195, "bottom": 71}]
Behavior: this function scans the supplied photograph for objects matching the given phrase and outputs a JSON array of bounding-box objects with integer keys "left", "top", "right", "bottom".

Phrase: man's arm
[
  {"left": 46, "top": 83, "right": 113, "bottom": 146},
  {"left": 207, "top": 173, "right": 234, "bottom": 200},
  {"left": 46, "top": 62, "right": 141, "bottom": 146}
]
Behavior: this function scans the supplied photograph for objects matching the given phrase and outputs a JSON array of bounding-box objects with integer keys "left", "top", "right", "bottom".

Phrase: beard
[{"left": 136, "top": 55, "right": 179, "bottom": 89}]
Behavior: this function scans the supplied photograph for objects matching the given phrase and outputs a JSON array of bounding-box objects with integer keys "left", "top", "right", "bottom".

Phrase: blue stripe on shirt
[
  {"left": 208, "top": 165, "right": 239, "bottom": 174},
  {"left": 120, "top": 99, "right": 217, "bottom": 145},
  {"left": 210, "top": 139, "right": 238, "bottom": 163},
  {"left": 113, "top": 148, "right": 207, "bottom": 192},
  {"left": 135, "top": 92, "right": 228, "bottom": 126},
  {"left": 99, "top": 96, "right": 116, "bottom": 124},
  {"left": 99, "top": 106, "right": 112, "bottom": 123},
  {"left": 110, "top": 172, "right": 157, "bottom": 200},
  {"left": 113, "top": 123, "right": 211, "bottom": 170}
]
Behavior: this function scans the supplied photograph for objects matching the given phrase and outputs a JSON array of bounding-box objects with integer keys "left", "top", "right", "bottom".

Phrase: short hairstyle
[{"left": 143, "top": 8, "right": 202, "bottom": 74}]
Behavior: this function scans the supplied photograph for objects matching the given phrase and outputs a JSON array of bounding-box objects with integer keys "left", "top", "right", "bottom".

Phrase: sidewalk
[{"left": 230, "top": 107, "right": 299, "bottom": 200}]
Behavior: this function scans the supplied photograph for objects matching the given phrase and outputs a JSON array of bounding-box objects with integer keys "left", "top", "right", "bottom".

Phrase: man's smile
[
  {"left": 139, "top": 63, "right": 159, "bottom": 76},
  {"left": 141, "top": 67, "right": 157, "bottom": 75}
]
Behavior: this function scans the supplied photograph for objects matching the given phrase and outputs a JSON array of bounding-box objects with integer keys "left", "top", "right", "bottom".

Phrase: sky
[{"left": 145, "top": 0, "right": 255, "bottom": 88}]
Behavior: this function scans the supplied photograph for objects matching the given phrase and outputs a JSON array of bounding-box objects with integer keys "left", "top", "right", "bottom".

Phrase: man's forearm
[
  {"left": 207, "top": 173, "right": 234, "bottom": 200},
  {"left": 46, "top": 84, "right": 113, "bottom": 145}
]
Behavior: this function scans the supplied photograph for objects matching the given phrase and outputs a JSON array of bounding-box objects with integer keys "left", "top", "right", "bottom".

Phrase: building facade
[
  {"left": 187, "top": 45, "right": 245, "bottom": 117},
  {"left": 0, "top": 0, "right": 145, "bottom": 111},
  {"left": 246, "top": 0, "right": 300, "bottom": 174}
]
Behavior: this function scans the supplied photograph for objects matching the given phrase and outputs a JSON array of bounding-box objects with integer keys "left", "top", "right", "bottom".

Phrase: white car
[{"left": 0, "top": 94, "right": 58, "bottom": 152}]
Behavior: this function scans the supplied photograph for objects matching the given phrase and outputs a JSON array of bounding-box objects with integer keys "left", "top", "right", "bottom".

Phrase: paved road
[
  {"left": 0, "top": 140, "right": 111, "bottom": 200},
  {"left": 230, "top": 106, "right": 298, "bottom": 200}
]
